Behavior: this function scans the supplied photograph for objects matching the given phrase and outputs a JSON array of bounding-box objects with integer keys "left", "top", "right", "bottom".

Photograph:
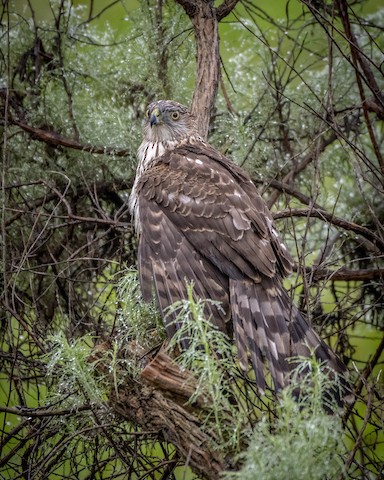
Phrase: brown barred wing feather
[{"left": 138, "top": 190, "right": 230, "bottom": 339}]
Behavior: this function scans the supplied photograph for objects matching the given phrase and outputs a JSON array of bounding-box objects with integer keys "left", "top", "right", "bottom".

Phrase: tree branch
[
  {"left": 4, "top": 179, "right": 132, "bottom": 227},
  {"left": 0, "top": 404, "right": 93, "bottom": 418},
  {"left": 304, "top": 266, "right": 384, "bottom": 282},
  {"left": 273, "top": 207, "right": 384, "bottom": 251},
  {"left": 266, "top": 132, "right": 338, "bottom": 208},
  {"left": 335, "top": 0, "right": 384, "bottom": 175},
  {"left": 110, "top": 351, "right": 230, "bottom": 480},
  {"left": 343, "top": 334, "right": 384, "bottom": 425},
  {"left": 216, "top": 0, "right": 240, "bottom": 21},
  {"left": 1, "top": 111, "right": 130, "bottom": 157},
  {"left": 257, "top": 178, "right": 324, "bottom": 210},
  {"left": 141, "top": 351, "right": 210, "bottom": 410}
]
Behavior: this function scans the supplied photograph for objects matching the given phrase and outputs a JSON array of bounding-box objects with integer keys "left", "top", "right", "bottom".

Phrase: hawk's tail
[{"left": 229, "top": 278, "right": 348, "bottom": 403}]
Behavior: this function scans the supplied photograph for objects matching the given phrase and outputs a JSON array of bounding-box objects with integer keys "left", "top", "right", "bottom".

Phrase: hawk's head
[{"left": 143, "top": 100, "right": 199, "bottom": 143}]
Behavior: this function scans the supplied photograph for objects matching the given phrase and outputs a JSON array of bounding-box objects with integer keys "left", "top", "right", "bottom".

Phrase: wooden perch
[
  {"left": 141, "top": 351, "right": 210, "bottom": 410},
  {"left": 109, "top": 351, "right": 229, "bottom": 479}
]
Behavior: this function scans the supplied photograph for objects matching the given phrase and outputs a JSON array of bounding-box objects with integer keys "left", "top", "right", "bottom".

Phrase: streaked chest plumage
[{"left": 129, "top": 139, "right": 178, "bottom": 232}]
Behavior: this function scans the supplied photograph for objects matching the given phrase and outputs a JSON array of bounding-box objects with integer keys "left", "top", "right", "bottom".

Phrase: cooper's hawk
[{"left": 129, "top": 99, "right": 347, "bottom": 395}]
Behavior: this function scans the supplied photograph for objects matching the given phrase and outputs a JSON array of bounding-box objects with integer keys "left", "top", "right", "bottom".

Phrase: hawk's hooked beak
[{"left": 150, "top": 108, "right": 161, "bottom": 127}]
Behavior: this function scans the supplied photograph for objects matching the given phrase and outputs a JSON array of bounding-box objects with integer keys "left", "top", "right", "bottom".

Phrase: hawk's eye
[
  {"left": 145, "top": 109, "right": 150, "bottom": 118},
  {"left": 170, "top": 111, "right": 180, "bottom": 120}
]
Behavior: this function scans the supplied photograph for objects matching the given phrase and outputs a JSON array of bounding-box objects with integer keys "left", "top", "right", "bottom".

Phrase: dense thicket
[{"left": 1, "top": 1, "right": 383, "bottom": 479}]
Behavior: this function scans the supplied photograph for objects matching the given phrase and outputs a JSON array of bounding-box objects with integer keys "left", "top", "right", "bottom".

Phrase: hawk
[{"left": 129, "top": 99, "right": 347, "bottom": 395}]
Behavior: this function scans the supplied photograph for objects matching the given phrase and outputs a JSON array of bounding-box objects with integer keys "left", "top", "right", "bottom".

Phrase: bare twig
[{"left": 274, "top": 207, "right": 384, "bottom": 252}]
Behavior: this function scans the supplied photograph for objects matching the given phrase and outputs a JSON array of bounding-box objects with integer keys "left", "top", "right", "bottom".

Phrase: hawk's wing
[
  {"left": 135, "top": 142, "right": 346, "bottom": 392},
  {"left": 137, "top": 142, "right": 293, "bottom": 281},
  {"left": 138, "top": 198, "right": 231, "bottom": 339}
]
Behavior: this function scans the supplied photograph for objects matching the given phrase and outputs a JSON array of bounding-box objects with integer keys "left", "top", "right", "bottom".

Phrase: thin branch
[
  {"left": 10, "top": 119, "right": 130, "bottom": 157},
  {"left": 274, "top": 207, "right": 384, "bottom": 251},
  {"left": 78, "top": 0, "right": 121, "bottom": 27},
  {"left": 0, "top": 404, "right": 93, "bottom": 418},
  {"left": 304, "top": 266, "right": 384, "bottom": 282},
  {"left": 335, "top": 0, "right": 384, "bottom": 175},
  {"left": 266, "top": 132, "right": 338, "bottom": 208},
  {"left": 257, "top": 178, "right": 324, "bottom": 210},
  {"left": 216, "top": 0, "right": 240, "bottom": 21},
  {"left": 4, "top": 179, "right": 132, "bottom": 228},
  {"left": 343, "top": 334, "right": 384, "bottom": 425}
]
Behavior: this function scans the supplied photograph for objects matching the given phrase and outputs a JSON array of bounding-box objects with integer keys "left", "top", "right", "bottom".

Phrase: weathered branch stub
[{"left": 109, "top": 351, "right": 230, "bottom": 479}]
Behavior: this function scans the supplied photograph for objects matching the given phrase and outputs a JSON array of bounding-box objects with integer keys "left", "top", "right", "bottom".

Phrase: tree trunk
[{"left": 176, "top": 0, "right": 239, "bottom": 139}]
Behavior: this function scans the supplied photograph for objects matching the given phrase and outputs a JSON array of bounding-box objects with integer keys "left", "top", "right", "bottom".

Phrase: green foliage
[
  {"left": 225, "top": 361, "right": 346, "bottom": 480},
  {"left": 46, "top": 332, "right": 107, "bottom": 406},
  {"left": 117, "top": 267, "right": 164, "bottom": 350},
  {"left": 3, "top": 0, "right": 194, "bottom": 186},
  {"left": 166, "top": 283, "right": 248, "bottom": 450}
]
